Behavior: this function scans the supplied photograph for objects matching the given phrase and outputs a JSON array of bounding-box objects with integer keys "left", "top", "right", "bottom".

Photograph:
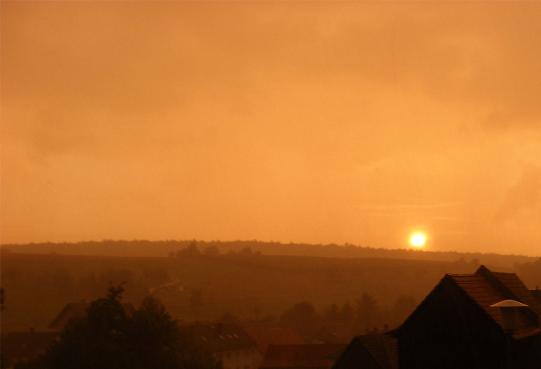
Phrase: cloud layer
[{"left": 1, "top": 2, "right": 540, "bottom": 255}]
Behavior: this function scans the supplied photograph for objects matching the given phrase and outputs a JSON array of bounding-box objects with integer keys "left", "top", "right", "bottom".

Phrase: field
[{"left": 3, "top": 245, "right": 538, "bottom": 333}]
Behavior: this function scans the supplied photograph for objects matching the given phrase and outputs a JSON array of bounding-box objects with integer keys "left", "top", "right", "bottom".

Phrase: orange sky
[{"left": 1, "top": 1, "right": 540, "bottom": 256}]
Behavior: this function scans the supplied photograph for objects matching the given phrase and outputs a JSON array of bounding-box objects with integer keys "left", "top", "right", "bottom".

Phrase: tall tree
[
  {"left": 280, "top": 301, "right": 319, "bottom": 337},
  {"left": 17, "top": 286, "right": 220, "bottom": 369},
  {"left": 355, "top": 293, "right": 380, "bottom": 333}
]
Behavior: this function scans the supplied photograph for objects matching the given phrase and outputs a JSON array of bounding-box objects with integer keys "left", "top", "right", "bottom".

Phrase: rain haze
[
  {"left": 2, "top": 3, "right": 541, "bottom": 369},
  {"left": 2, "top": 2, "right": 541, "bottom": 255}
]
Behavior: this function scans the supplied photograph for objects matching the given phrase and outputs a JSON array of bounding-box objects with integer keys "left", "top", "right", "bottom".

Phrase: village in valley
[
  {"left": 1, "top": 243, "right": 540, "bottom": 369},
  {"left": 2, "top": 1, "right": 541, "bottom": 368}
]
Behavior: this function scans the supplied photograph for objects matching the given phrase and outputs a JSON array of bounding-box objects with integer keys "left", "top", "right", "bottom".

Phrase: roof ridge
[
  {"left": 475, "top": 265, "right": 517, "bottom": 301},
  {"left": 445, "top": 273, "right": 506, "bottom": 328},
  {"left": 353, "top": 335, "right": 392, "bottom": 369},
  {"left": 490, "top": 269, "right": 515, "bottom": 273}
]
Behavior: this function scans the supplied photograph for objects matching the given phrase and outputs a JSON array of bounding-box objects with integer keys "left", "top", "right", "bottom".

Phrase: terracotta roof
[
  {"left": 260, "top": 344, "right": 346, "bottom": 369},
  {"left": 183, "top": 323, "right": 257, "bottom": 353},
  {"left": 242, "top": 323, "right": 305, "bottom": 354}
]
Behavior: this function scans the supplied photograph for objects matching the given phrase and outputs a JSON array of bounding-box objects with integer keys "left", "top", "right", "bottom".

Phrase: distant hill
[
  {"left": 1, "top": 246, "right": 539, "bottom": 334},
  {"left": 0, "top": 251, "right": 475, "bottom": 332},
  {"left": 0, "top": 239, "right": 536, "bottom": 268}
]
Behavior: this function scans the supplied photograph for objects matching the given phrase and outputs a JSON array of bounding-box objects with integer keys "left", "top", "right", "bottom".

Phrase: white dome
[{"left": 490, "top": 299, "right": 528, "bottom": 308}]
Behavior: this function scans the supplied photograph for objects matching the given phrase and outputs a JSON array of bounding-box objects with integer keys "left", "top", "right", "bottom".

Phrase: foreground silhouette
[
  {"left": 15, "top": 286, "right": 221, "bottom": 369},
  {"left": 333, "top": 266, "right": 541, "bottom": 369}
]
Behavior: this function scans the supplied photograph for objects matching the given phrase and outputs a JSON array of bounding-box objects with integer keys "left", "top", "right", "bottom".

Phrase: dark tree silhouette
[
  {"left": 202, "top": 246, "right": 220, "bottom": 257},
  {"left": 355, "top": 293, "right": 380, "bottom": 333},
  {"left": 16, "top": 286, "right": 221, "bottom": 369},
  {"left": 280, "top": 301, "right": 319, "bottom": 336},
  {"left": 179, "top": 241, "right": 201, "bottom": 257},
  {"left": 390, "top": 295, "right": 417, "bottom": 326},
  {"left": 189, "top": 288, "right": 204, "bottom": 319},
  {"left": 339, "top": 302, "right": 355, "bottom": 322},
  {"left": 323, "top": 303, "right": 340, "bottom": 323}
]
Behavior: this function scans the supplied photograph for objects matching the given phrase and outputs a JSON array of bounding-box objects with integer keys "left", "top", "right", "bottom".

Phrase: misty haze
[{"left": 0, "top": 2, "right": 540, "bottom": 369}]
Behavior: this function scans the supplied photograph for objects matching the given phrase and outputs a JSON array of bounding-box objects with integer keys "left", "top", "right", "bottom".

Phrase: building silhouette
[{"left": 333, "top": 265, "right": 541, "bottom": 369}]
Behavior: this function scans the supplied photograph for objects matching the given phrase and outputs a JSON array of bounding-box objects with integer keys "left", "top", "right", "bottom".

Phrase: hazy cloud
[
  {"left": 1, "top": 2, "right": 540, "bottom": 254},
  {"left": 494, "top": 166, "right": 541, "bottom": 224}
]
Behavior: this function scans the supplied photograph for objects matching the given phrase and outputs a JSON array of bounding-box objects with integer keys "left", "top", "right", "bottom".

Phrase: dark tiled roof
[
  {"left": 49, "top": 301, "right": 135, "bottom": 330},
  {"left": 355, "top": 335, "right": 398, "bottom": 369},
  {"left": 448, "top": 266, "right": 541, "bottom": 338},
  {"left": 332, "top": 335, "right": 397, "bottom": 369},
  {"left": 484, "top": 268, "right": 541, "bottom": 317},
  {"left": 183, "top": 323, "right": 257, "bottom": 353},
  {"left": 242, "top": 323, "right": 305, "bottom": 354},
  {"left": 531, "top": 289, "right": 541, "bottom": 304},
  {"left": 48, "top": 302, "right": 88, "bottom": 330},
  {"left": 260, "top": 344, "right": 346, "bottom": 369},
  {"left": 447, "top": 273, "right": 506, "bottom": 326}
]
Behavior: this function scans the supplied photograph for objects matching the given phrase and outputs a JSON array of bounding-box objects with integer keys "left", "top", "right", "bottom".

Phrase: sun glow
[{"left": 409, "top": 231, "right": 427, "bottom": 249}]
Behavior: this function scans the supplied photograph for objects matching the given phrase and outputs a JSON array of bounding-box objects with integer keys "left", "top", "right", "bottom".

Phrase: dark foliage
[
  {"left": 16, "top": 287, "right": 221, "bottom": 369},
  {"left": 2, "top": 240, "right": 533, "bottom": 267},
  {"left": 280, "top": 301, "right": 319, "bottom": 337}
]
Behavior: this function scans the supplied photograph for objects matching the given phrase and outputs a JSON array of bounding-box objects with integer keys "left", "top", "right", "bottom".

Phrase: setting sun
[{"left": 409, "top": 231, "right": 427, "bottom": 249}]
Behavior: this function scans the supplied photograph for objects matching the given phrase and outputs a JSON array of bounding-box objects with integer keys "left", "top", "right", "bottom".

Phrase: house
[
  {"left": 332, "top": 334, "right": 397, "bottom": 369},
  {"left": 1, "top": 301, "right": 92, "bottom": 368},
  {"left": 48, "top": 302, "right": 88, "bottom": 330},
  {"left": 395, "top": 265, "right": 541, "bottom": 369},
  {"left": 2, "top": 300, "right": 137, "bottom": 367},
  {"left": 333, "top": 265, "right": 541, "bottom": 369},
  {"left": 184, "top": 322, "right": 261, "bottom": 369},
  {"left": 530, "top": 288, "right": 541, "bottom": 304},
  {"left": 260, "top": 343, "right": 346, "bottom": 369},
  {"left": 242, "top": 323, "right": 306, "bottom": 356},
  {"left": 1, "top": 301, "right": 87, "bottom": 368},
  {"left": 1, "top": 330, "right": 58, "bottom": 368},
  {"left": 312, "top": 323, "right": 356, "bottom": 344},
  {"left": 49, "top": 301, "right": 135, "bottom": 331}
]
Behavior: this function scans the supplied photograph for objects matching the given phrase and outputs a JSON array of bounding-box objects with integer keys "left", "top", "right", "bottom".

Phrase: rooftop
[
  {"left": 183, "top": 322, "right": 257, "bottom": 353},
  {"left": 447, "top": 266, "right": 541, "bottom": 338},
  {"left": 242, "top": 323, "right": 305, "bottom": 354},
  {"left": 1, "top": 331, "right": 58, "bottom": 363},
  {"left": 260, "top": 344, "right": 346, "bottom": 369}
]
